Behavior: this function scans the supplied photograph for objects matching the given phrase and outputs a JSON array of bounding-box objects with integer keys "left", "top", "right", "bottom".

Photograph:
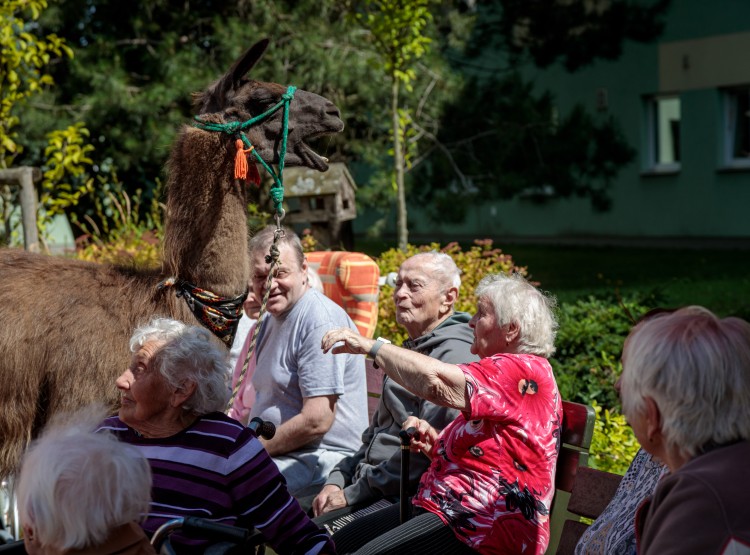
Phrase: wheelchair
[{"left": 151, "top": 516, "right": 265, "bottom": 555}]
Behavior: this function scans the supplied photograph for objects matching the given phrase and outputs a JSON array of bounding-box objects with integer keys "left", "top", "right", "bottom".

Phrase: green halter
[{"left": 193, "top": 85, "right": 297, "bottom": 217}]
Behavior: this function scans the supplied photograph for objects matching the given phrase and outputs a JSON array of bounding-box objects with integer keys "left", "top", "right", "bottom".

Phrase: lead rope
[{"left": 226, "top": 216, "right": 285, "bottom": 414}]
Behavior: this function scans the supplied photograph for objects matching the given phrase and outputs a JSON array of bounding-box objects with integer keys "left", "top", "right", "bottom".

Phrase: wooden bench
[
  {"left": 547, "top": 401, "right": 623, "bottom": 554},
  {"left": 546, "top": 400, "right": 595, "bottom": 554},
  {"left": 554, "top": 466, "right": 623, "bottom": 553}
]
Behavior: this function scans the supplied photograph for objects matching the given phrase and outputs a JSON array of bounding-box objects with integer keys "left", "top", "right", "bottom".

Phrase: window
[
  {"left": 645, "top": 95, "right": 681, "bottom": 172},
  {"left": 723, "top": 86, "right": 750, "bottom": 168}
]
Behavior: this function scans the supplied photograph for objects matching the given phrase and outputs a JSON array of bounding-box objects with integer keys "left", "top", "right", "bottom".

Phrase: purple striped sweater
[{"left": 99, "top": 413, "right": 334, "bottom": 554}]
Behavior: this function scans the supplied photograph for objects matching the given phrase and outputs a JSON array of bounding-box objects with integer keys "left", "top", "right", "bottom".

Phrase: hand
[
  {"left": 321, "top": 328, "right": 373, "bottom": 357},
  {"left": 312, "top": 484, "right": 348, "bottom": 517},
  {"left": 402, "top": 417, "right": 439, "bottom": 460}
]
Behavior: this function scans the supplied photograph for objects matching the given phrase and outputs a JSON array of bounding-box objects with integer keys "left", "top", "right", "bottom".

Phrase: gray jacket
[{"left": 325, "top": 311, "right": 479, "bottom": 506}]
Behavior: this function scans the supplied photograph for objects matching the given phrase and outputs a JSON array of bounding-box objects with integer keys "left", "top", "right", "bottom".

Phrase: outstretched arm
[{"left": 321, "top": 328, "right": 470, "bottom": 412}]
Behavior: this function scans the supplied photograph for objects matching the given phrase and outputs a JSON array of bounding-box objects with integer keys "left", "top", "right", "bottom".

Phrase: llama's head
[{"left": 193, "top": 38, "right": 344, "bottom": 172}]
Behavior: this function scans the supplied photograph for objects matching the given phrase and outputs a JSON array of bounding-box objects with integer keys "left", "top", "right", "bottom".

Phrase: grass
[
  {"left": 355, "top": 238, "right": 750, "bottom": 319},
  {"left": 508, "top": 245, "right": 750, "bottom": 318}
]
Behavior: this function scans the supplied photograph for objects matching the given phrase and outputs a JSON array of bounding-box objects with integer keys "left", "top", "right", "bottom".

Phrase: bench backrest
[
  {"left": 553, "top": 466, "right": 623, "bottom": 554},
  {"left": 305, "top": 251, "right": 380, "bottom": 339},
  {"left": 546, "top": 400, "right": 596, "bottom": 554}
]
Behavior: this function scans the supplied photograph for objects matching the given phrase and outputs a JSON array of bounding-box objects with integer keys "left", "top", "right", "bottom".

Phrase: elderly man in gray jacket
[{"left": 312, "top": 252, "right": 478, "bottom": 526}]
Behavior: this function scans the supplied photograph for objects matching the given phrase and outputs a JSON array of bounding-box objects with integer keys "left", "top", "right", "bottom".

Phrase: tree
[
  {"left": 348, "top": 0, "right": 434, "bottom": 250},
  {"left": 16, "top": 0, "right": 465, "bottom": 244},
  {"left": 408, "top": 0, "right": 670, "bottom": 219},
  {"left": 16, "top": 1, "right": 402, "bottom": 230},
  {"left": 0, "top": 0, "right": 72, "bottom": 167},
  {"left": 10, "top": 1, "right": 668, "bottom": 242},
  {"left": 469, "top": 0, "right": 671, "bottom": 72},
  {"left": 0, "top": 0, "right": 93, "bottom": 248}
]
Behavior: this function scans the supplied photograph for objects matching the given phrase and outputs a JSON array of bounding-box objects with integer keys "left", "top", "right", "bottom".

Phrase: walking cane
[{"left": 398, "top": 427, "right": 420, "bottom": 524}]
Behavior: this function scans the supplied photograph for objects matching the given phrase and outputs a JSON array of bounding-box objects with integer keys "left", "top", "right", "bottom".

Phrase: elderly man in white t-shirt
[{"left": 247, "top": 226, "right": 368, "bottom": 501}]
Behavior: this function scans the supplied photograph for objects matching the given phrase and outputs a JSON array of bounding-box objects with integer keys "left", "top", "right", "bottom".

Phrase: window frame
[
  {"left": 721, "top": 85, "right": 750, "bottom": 170},
  {"left": 643, "top": 94, "right": 682, "bottom": 174}
]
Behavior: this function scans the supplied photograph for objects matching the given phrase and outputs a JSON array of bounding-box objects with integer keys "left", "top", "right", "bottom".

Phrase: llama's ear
[
  {"left": 195, "top": 38, "right": 270, "bottom": 114},
  {"left": 212, "top": 39, "right": 269, "bottom": 100},
  {"left": 228, "top": 39, "right": 270, "bottom": 86}
]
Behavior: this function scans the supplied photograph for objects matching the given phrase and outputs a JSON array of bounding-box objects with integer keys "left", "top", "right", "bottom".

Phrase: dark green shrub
[{"left": 550, "top": 294, "right": 653, "bottom": 410}]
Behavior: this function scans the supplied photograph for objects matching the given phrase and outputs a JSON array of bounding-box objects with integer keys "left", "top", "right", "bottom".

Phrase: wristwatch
[{"left": 367, "top": 337, "right": 391, "bottom": 368}]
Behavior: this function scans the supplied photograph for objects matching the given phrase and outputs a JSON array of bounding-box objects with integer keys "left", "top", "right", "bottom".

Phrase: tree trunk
[
  {"left": 0, "top": 167, "right": 41, "bottom": 253},
  {"left": 392, "top": 79, "right": 408, "bottom": 251}
]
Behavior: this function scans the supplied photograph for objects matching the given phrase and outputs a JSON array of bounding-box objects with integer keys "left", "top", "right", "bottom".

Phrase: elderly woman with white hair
[
  {"left": 99, "top": 317, "right": 334, "bottom": 555},
  {"left": 619, "top": 306, "right": 750, "bottom": 554},
  {"left": 321, "top": 273, "right": 561, "bottom": 555},
  {"left": 16, "top": 407, "right": 155, "bottom": 554}
]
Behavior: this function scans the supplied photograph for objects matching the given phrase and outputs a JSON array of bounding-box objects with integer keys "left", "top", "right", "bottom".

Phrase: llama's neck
[{"left": 162, "top": 127, "right": 249, "bottom": 297}]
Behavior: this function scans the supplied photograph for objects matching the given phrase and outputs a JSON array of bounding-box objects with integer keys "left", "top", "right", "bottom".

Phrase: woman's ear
[
  {"left": 171, "top": 381, "right": 197, "bottom": 408},
  {"left": 644, "top": 396, "right": 663, "bottom": 443},
  {"left": 506, "top": 321, "right": 520, "bottom": 344}
]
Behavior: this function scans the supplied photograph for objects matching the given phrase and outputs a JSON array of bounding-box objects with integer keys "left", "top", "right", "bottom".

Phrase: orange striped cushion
[{"left": 306, "top": 251, "right": 380, "bottom": 339}]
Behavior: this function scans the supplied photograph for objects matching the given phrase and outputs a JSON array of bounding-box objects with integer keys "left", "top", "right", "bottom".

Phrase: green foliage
[
  {"left": 374, "top": 239, "right": 527, "bottom": 345},
  {"left": 5, "top": 1, "right": 667, "bottom": 237},
  {"left": 38, "top": 122, "right": 95, "bottom": 238},
  {"left": 589, "top": 401, "right": 640, "bottom": 475},
  {"left": 550, "top": 293, "right": 651, "bottom": 410},
  {"left": 0, "top": 0, "right": 98, "bottom": 248},
  {"left": 72, "top": 173, "right": 163, "bottom": 268},
  {"left": 549, "top": 292, "right": 663, "bottom": 472},
  {"left": 412, "top": 75, "right": 635, "bottom": 221},
  {"left": 468, "top": 0, "right": 671, "bottom": 72},
  {"left": 0, "top": 0, "right": 73, "bottom": 167},
  {"left": 349, "top": 0, "right": 433, "bottom": 90},
  {"left": 247, "top": 203, "right": 273, "bottom": 235},
  {"left": 349, "top": 0, "right": 441, "bottom": 249}
]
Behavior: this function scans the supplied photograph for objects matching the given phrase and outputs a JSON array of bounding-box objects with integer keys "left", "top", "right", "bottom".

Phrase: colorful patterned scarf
[{"left": 159, "top": 278, "right": 248, "bottom": 346}]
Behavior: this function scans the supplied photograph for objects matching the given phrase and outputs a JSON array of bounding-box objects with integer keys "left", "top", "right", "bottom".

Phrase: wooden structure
[
  {"left": 277, "top": 162, "right": 357, "bottom": 248},
  {"left": 547, "top": 401, "right": 597, "bottom": 554},
  {"left": 554, "top": 465, "right": 623, "bottom": 554},
  {"left": 0, "top": 167, "right": 40, "bottom": 252}
]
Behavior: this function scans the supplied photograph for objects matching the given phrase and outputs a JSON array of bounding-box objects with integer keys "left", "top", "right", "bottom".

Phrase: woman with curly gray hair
[
  {"left": 620, "top": 306, "right": 750, "bottom": 554},
  {"left": 100, "top": 317, "right": 334, "bottom": 555}
]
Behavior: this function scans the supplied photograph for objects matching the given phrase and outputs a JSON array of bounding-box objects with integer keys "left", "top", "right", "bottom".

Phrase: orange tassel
[
  {"left": 234, "top": 139, "right": 252, "bottom": 180},
  {"left": 234, "top": 139, "right": 261, "bottom": 186}
]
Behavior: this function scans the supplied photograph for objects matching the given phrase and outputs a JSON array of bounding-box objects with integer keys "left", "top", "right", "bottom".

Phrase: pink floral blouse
[{"left": 413, "top": 353, "right": 562, "bottom": 555}]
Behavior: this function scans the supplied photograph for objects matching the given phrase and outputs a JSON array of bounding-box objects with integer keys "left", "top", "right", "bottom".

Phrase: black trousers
[{"left": 331, "top": 503, "right": 477, "bottom": 555}]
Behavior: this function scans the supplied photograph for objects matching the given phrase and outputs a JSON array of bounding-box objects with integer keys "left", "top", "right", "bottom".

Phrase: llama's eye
[{"left": 254, "top": 96, "right": 275, "bottom": 107}]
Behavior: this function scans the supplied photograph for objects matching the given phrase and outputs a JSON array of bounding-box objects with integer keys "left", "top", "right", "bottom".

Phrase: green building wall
[{"left": 357, "top": 0, "right": 750, "bottom": 246}]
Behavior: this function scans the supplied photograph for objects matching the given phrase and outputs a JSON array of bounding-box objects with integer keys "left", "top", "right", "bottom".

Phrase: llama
[{"left": 0, "top": 39, "right": 344, "bottom": 478}]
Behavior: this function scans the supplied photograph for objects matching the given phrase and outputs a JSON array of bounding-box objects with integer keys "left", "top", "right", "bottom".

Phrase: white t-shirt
[{"left": 249, "top": 289, "right": 368, "bottom": 453}]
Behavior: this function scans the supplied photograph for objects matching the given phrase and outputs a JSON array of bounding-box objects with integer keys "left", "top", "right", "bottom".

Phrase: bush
[
  {"left": 550, "top": 294, "right": 653, "bottom": 410},
  {"left": 589, "top": 401, "right": 640, "bottom": 475},
  {"left": 374, "top": 240, "right": 528, "bottom": 345},
  {"left": 73, "top": 176, "right": 164, "bottom": 268}
]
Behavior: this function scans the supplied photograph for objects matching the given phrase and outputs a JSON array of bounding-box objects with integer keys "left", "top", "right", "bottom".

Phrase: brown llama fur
[{"left": 0, "top": 39, "right": 343, "bottom": 478}]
